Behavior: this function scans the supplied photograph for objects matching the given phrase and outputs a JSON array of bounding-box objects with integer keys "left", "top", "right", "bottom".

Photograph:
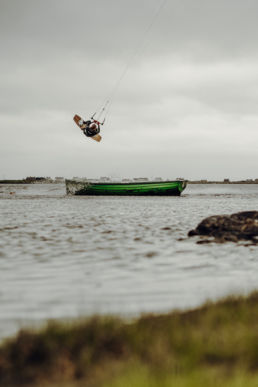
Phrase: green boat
[{"left": 65, "top": 179, "right": 187, "bottom": 196}]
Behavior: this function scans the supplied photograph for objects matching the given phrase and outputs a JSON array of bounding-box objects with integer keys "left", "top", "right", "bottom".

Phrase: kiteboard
[{"left": 73, "top": 114, "right": 102, "bottom": 142}]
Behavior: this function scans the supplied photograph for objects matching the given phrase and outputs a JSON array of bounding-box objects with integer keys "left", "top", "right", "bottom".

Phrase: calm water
[{"left": 0, "top": 183, "right": 258, "bottom": 340}]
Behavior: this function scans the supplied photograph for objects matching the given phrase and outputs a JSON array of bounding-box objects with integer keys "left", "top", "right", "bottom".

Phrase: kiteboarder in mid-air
[{"left": 73, "top": 114, "right": 103, "bottom": 142}]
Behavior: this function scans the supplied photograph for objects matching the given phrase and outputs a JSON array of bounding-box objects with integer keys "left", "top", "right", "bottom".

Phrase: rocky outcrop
[{"left": 188, "top": 211, "right": 258, "bottom": 244}]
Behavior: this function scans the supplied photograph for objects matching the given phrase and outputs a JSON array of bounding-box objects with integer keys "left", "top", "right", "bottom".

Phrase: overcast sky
[{"left": 1, "top": 0, "right": 258, "bottom": 180}]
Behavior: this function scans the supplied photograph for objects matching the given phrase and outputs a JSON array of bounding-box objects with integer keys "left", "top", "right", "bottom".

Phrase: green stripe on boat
[{"left": 65, "top": 179, "right": 187, "bottom": 196}]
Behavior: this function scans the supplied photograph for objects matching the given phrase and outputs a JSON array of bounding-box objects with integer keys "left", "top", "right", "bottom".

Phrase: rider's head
[{"left": 90, "top": 123, "right": 97, "bottom": 130}]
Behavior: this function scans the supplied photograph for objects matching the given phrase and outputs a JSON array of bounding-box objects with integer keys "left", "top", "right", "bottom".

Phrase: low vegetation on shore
[{"left": 1, "top": 292, "right": 258, "bottom": 386}]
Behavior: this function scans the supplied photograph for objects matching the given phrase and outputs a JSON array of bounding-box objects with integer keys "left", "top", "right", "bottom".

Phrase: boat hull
[{"left": 65, "top": 180, "right": 187, "bottom": 196}]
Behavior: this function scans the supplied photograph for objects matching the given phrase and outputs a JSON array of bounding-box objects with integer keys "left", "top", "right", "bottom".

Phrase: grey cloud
[
  {"left": 1, "top": 0, "right": 258, "bottom": 179},
  {"left": 2, "top": 0, "right": 258, "bottom": 60}
]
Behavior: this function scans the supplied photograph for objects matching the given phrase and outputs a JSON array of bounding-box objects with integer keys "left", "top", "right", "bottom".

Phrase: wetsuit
[{"left": 83, "top": 121, "right": 100, "bottom": 137}]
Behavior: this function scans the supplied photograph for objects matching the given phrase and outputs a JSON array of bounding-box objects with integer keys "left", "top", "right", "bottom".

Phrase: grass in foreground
[{"left": 1, "top": 293, "right": 258, "bottom": 386}]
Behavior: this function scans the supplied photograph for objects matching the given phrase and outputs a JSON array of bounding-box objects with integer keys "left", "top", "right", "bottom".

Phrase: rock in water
[{"left": 188, "top": 211, "right": 258, "bottom": 244}]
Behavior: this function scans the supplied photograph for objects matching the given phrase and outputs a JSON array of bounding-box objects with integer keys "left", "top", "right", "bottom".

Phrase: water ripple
[{"left": 0, "top": 183, "right": 258, "bottom": 339}]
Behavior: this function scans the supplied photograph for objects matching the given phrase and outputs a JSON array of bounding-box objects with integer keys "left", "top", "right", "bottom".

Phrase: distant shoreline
[
  {"left": 0, "top": 179, "right": 258, "bottom": 185},
  {"left": 188, "top": 181, "right": 258, "bottom": 184}
]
